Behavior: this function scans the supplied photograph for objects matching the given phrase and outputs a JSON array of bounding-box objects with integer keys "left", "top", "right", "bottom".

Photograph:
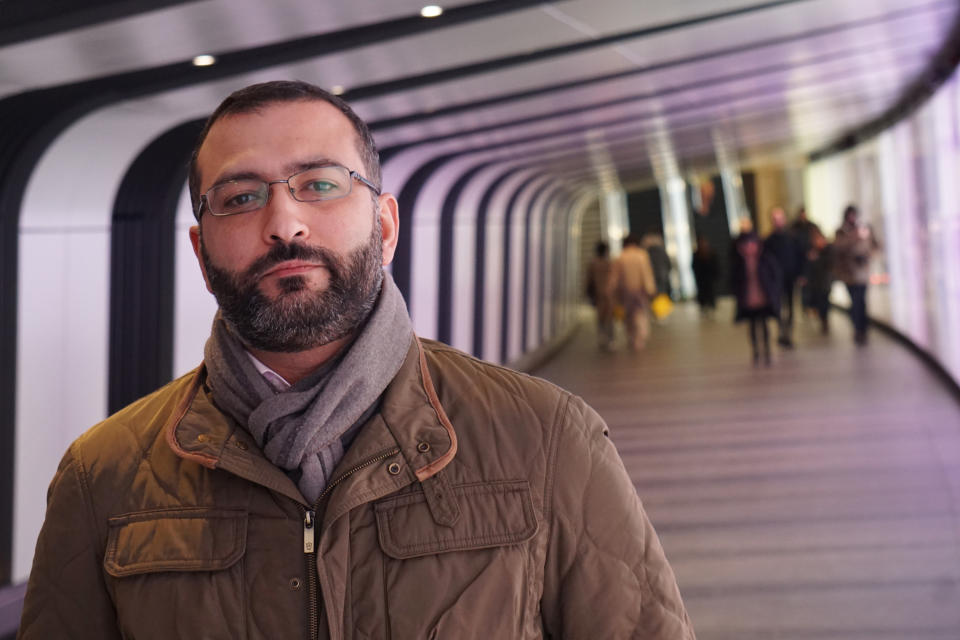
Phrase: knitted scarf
[{"left": 203, "top": 273, "right": 413, "bottom": 503}]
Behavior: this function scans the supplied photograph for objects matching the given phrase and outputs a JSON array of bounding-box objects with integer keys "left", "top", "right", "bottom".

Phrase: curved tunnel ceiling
[{"left": 3, "top": 0, "right": 958, "bottom": 185}]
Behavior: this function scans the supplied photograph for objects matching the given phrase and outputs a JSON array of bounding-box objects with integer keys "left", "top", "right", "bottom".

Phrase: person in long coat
[{"left": 730, "top": 227, "right": 782, "bottom": 365}]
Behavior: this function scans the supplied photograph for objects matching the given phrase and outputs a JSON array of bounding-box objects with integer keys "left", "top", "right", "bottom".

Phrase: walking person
[
  {"left": 803, "top": 228, "right": 835, "bottom": 334},
  {"left": 790, "top": 205, "right": 821, "bottom": 316},
  {"left": 691, "top": 234, "right": 719, "bottom": 316},
  {"left": 609, "top": 234, "right": 657, "bottom": 351},
  {"left": 643, "top": 232, "right": 672, "bottom": 303},
  {"left": 731, "top": 223, "right": 781, "bottom": 366},
  {"left": 833, "top": 204, "right": 879, "bottom": 345},
  {"left": 586, "top": 241, "right": 615, "bottom": 349},
  {"left": 763, "top": 207, "right": 805, "bottom": 349}
]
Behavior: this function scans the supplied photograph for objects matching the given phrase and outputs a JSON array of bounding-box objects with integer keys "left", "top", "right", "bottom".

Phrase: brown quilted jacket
[{"left": 19, "top": 338, "right": 694, "bottom": 639}]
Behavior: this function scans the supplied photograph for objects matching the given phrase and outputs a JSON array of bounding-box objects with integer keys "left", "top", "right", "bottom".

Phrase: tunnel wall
[{"left": 805, "top": 69, "right": 960, "bottom": 386}]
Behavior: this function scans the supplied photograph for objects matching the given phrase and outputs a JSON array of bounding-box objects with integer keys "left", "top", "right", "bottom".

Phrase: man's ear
[
  {"left": 189, "top": 225, "right": 214, "bottom": 294},
  {"left": 377, "top": 193, "right": 400, "bottom": 266}
]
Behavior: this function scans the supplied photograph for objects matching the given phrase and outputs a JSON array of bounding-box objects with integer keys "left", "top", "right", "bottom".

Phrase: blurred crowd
[{"left": 586, "top": 204, "right": 878, "bottom": 363}]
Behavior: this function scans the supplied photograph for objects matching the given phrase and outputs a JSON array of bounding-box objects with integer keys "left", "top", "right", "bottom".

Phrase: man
[
  {"left": 763, "top": 206, "right": 805, "bottom": 349},
  {"left": 609, "top": 233, "right": 658, "bottom": 351},
  {"left": 18, "top": 81, "right": 694, "bottom": 639},
  {"left": 789, "top": 205, "right": 822, "bottom": 316},
  {"left": 586, "top": 241, "right": 615, "bottom": 349},
  {"left": 834, "top": 204, "right": 878, "bottom": 345}
]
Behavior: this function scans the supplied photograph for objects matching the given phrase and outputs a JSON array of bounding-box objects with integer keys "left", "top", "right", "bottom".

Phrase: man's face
[
  {"left": 771, "top": 208, "right": 786, "bottom": 230},
  {"left": 190, "top": 99, "right": 399, "bottom": 352}
]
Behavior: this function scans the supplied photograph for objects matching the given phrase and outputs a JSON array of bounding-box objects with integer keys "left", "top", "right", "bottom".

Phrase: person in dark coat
[
  {"left": 642, "top": 233, "right": 672, "bottom": 300},
  {"left": 790, "top": 205, "right": 821, "bottom": 314},
  {"left": 803, "top": 228, "right": 834, "bottom": 334},
  {"left": 731, "top": 225, "right": 782, "bottom": 366},
  {"left": 691, "top": 234, "right": 718, "bottom": 315},
  {"left": 763, "top": 207, "right": 805, "bottom": 349}
]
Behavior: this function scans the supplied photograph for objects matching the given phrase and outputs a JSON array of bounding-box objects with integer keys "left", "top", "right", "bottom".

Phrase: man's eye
[
  {"left": 306, "top": 180, "right": 337, "bottom": 194},
  {"left": 307, "top": 180, "right": 337, "bottom": 193},
  {"left": 226, "top": 192, "right": 259, "bottom": 206}
]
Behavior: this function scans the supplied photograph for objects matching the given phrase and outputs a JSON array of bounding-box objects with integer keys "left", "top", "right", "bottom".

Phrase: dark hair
[
  {"left": 595, "top": 241, "right": 609, "bottom": 257},
  {"left": 622, "top": 233, "right": 641, "bottom": 248},
  {"left": 843, "top": 204, "right": 858, "bottom": 220},
  {"left": 188, "top": 80, "right": 381, "bottom": 219}
]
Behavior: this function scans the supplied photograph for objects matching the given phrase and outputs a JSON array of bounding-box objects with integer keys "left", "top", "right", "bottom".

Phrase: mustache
[{"left": 245, "top": 242, "right": 342, "bottom": 280}]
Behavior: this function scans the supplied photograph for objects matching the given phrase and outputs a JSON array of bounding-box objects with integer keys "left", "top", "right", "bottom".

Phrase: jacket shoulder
[
  {"left": 419, "top": 339, "right": 573, "bottom": 416},
  {"left": 72, "top": 367, "right": 201, "bottom": 473}
]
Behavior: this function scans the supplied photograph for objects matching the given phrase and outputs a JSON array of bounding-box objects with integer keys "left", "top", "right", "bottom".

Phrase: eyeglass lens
[{"left": 207, "top": 165, "right": 353, "bottom": 216}]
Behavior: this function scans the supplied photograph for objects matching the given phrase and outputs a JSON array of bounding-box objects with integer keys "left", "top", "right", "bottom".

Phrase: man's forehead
[{"left": 197, "top": 100, "right": 362, "bottom": 184}]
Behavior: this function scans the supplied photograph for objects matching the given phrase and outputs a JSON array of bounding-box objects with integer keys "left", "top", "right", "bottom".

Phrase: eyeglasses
[{"left": 197, "top": 163, "right": 380, "bottom": 218}]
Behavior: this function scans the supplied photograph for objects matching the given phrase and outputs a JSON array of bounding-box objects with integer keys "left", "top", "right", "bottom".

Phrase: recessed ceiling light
[
  {"left": 331, "top": 85, "right": 346, "bottom": 96},
  {"left": 420, "top": 5, "right": 443, "bottom": 18},
  {"left": 192, "top": 54, "right": 216, "bottom": 67}
]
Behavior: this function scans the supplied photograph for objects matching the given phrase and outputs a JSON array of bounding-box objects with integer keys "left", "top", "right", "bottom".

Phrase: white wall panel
[
  {"left": 12, "top": 89, "right": 222, "bottom": 582},
  {"left": 174, "top": 185, "right": 219, "bottom": 377}
]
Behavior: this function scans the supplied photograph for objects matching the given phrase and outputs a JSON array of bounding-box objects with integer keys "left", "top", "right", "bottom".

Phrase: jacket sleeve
[
  {"left": 18, "top": 445, "right": 122, "bottom": 640},
  {"left": 541, "top": 395, "right": 695, "bottom": 639}
]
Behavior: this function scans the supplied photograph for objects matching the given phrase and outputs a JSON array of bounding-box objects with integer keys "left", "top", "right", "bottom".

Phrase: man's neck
[{"left": 246, "top": 334, "right": 352, "bottom": 385}]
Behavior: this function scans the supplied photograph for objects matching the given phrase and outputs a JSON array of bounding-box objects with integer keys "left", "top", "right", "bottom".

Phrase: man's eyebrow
[
  {"left": 208, "top": 171, "right": 263, "bottom": 189},
  {"left": 207, "top": 158, "right": 343, "bottom": 190},
  {"left": 285, "top": 157, "right": 341, "bottom": 174}
]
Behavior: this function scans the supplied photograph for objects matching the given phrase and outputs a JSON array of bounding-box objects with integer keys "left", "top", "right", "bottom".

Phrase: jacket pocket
[
  {"left": 104, "top": 507, "right": 247, "bottom": 576},
  {"left": 372, "top": 481, "right": 539, "bottom": 639},
  {"left": 375, "top": 480, "right": 538, "bottom": 558},
  {"left": 103, "top": 508, "right": 249, "bottom": 640}
]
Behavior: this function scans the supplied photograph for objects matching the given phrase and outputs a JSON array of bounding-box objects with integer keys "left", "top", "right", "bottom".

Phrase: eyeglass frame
[{"left": 194, "top": 163, "right": 381, "bottom": 220}]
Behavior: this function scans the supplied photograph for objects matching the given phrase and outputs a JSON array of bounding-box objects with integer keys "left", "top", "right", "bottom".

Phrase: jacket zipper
[{"left": 303, "top": 448, "right": 401, "bottom": 639}]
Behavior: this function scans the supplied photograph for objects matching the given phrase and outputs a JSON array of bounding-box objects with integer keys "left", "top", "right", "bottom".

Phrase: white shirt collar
[{"left": 245, "top": 351, "right": 291, "bottom": 392}]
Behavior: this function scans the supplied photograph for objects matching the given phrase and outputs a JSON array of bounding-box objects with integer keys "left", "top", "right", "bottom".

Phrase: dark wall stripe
[
  {"left": 520, "top": 181, "right": 554, "bottom": 352},
  {"left": 393, "top": 155, "right": 457, "bottom": 302},
  {"left": 0, "top": 0, "right": 200, "bottom": 47},
  {"left": 436, "top": 161, "right": 497, "bottom": 344},
  {"left": 109, "top": 120, "right": 204, "bottom": 413},
  {"left": 472, "top": 169, "right": 515, "bottom": 357},
  {"left": 499, "top": 174, "right": 545, "bottom": 364}
]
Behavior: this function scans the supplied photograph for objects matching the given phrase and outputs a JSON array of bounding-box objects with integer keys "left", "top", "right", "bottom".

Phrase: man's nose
[{"left": 261, "top": 183, "right": 309, "bottom": 244}]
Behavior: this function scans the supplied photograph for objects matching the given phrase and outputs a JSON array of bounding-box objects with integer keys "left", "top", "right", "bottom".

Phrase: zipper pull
[{"left": 303, "top": 510, "right": 316, "bottom": 554}]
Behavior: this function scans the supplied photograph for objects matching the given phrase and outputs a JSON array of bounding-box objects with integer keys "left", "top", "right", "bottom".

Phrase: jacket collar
[{"left": 164, "top": 336, "right": 458, "bottom": 509}]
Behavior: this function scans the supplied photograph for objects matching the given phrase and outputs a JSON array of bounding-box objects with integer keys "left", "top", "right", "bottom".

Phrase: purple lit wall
[{"left": 805, "top": 70, "right": 960, "bottom": 385}]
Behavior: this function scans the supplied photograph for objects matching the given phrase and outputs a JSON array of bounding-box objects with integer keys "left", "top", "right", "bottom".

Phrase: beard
[{"left": 200, "top": 218, "right": 384, "bottom": 353}]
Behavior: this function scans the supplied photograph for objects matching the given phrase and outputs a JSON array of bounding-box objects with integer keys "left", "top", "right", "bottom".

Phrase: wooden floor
[{"left": 533, "top": 299, "right": 960, "bottom": 640}]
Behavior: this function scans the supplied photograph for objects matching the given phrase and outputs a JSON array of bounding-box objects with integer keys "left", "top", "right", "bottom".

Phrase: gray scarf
[{"left": 204, "top": 273, "right": 413, "bottom": 503}]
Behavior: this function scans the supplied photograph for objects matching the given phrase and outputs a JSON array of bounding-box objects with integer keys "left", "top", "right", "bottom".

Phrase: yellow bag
[
  {"left": 650, "top": 293, "right": 674, "bottom": 319},
  {"left": 613, "top": 305, "right": 625, "bottom": 321}
]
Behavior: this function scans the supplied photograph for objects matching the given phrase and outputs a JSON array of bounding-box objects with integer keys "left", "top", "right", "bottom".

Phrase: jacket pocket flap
[
  {"left": 375, "top": 481, "right": 537, "bottom": 559},
  {"left": 104, "top": 508, "right": 247, "bottom": 577}
]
